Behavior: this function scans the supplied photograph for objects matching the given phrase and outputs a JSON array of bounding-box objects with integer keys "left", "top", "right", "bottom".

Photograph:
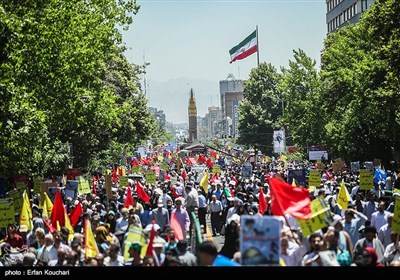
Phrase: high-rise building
[
  {"left": 207, "top": 106, "right": 223, "bottom": 139},
  {"left": 326, "top": 0, "right": 374, "bottom": 33},
  {"left": 219, "top": 75, "right": 244, "bottom": 137},
  {"left": 188, "top": 88, "right": 197, "bottom": 143}
]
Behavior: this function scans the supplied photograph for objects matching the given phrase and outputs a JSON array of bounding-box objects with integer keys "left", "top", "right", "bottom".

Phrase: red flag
[
  {"left": 50, "top": 189, "right": 66, "bottom": 228},
  {"left": 186, "top": 157, "right": 196, "bottom": 165},
  {"left": 325, "top": 170, "right": 332, "bottom": 180},
  {"left": 69, "top": 203, "right": 83, "bottom": 227},
  {"left": 124, "top": 186, "right": 135, "bottom": 208},
  {"left": 146, "top": 222, "right": 156, "bottom": 257},
  {"left": 112, "top": 168, "right": 119, "bottom": 183},
  {"left": 231, "top": 176, "right": 238, "bottom": 186},
  {"left": 206, "top": 158, "right": 213, "bottom": 169},
  {"left": 198, "top": 154, "right": 207, "bottom": 164},
  {"left": 132, "top": 159, "right": 139, "bottom": 167},
  {"left": 91, "top": 176, "right": 97, "bottom": 195},
  {"left": 258, "top": 187, "right": 267, "bottom": 215},
  {"left": 170, "top": 212, "right": 184, "bottom": 240},
  {"left": 267, "top": 177, "right": 311, "bottom": 219},
  {"left": 171, "top": 187, "right": 179, "bottom": 199},
  {"left": 229, "top": 188, "right": 235, "bottom": 198},
  {"left": 209, "top": 172, "right": 219, "bottom": 183},
  {"left": 165, "top": 173, "right": 171, "bottom": 181},
  {"left": 117, "top": 167, "right": 123, "bottom": 176},
  {"left": 136, "top": 181, "right": 150, "bottom": 203},
  {"left": 44, "top": 218, "right": 56, "bottom": 233},
  {"left": 210, "top": 151, "right": 217, "bottom": 158},
  {"left": 181, "top": 169, "right": 187, "bottom": 182}
]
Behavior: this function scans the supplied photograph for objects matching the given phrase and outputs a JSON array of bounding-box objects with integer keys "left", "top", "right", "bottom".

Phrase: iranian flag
[{"left": 229, "top": 30, "right": 257, "bottom": 63}]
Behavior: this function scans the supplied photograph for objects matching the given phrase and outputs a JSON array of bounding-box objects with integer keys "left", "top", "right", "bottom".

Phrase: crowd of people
[{"left": 0, "top": 151, "right": 400, "bottom": 267}]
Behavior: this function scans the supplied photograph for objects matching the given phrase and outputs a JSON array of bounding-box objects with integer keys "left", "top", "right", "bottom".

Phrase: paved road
[{"left": 201, "top": 214, "right": 225, "bottom": 251}]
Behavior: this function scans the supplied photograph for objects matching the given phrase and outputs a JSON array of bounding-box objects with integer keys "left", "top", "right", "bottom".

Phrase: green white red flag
[{"left": 229, "top": 30, "right": 257, "bottom": 63}]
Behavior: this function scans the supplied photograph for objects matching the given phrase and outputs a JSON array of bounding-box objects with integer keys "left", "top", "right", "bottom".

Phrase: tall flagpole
[{"left": 256, "top": 25, "right": 260, "bottom": 67}]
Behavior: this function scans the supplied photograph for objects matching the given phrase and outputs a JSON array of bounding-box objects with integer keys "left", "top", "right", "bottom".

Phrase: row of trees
[
  {"left": 238, "top": 0, "right": 400, "bottom": 166},
  {"left": 0, "top": 0, "right": 156, "bottom": 179}
]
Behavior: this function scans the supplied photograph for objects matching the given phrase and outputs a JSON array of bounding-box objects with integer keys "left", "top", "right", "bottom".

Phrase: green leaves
[{"left": 0, "top": 0, "right": 154, "bottom": 179}]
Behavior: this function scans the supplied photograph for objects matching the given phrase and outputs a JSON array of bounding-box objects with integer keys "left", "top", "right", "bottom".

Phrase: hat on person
[
  {"left": 228, "top": 214, "right": 241, "bottom": 225},
  {"left": 153, "top": 237, "right": 166, "bottom": 248},
  {"left": 329, "top": 214, "right": 343, "bottom": 226},
  {"left": 144, "top": 223, "right": 161, "bottom": 232},
  {"left": 120, "top": 207, "right": 128, "bottom": 215},
  {"left": 19, "top": 224, "right": 29, "bottom": 233},
  {"left": 107, "top": 210, "right": 116, "bottom": 216}
]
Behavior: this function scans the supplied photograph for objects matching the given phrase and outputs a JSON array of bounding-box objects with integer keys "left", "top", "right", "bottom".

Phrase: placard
[
  {"left": 359, "top": 170, "right": 373, "bottom": 190},
  {"left": 146, "top": 170, "right": 156, "bottom": 184},
  {"left": 0, "top": 199, "right": 15, "bottom": 227},
  {"left": 7, "top": 189, "right": 23, "bottom": 214},
  {"left": 77, "top": 176, "right": 91, "bottom": 194},
  {"left": 308, "top": 170, "right": 321, "bottom": 187},
  {"left": 240, "top": 215, "right": 281, "bottom": 266}
]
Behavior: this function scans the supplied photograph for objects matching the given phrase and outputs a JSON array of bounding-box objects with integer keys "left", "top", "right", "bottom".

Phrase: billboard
[{"left": 273, "top": 130, "right": 285, "bottom": 154}]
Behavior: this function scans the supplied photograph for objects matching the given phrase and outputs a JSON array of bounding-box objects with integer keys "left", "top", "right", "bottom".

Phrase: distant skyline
[{"left": 122, "top": 0, "right": 327, "bottom": 123}]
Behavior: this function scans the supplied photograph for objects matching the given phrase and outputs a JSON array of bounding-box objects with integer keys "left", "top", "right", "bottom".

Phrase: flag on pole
[
  {"left": 337, "top": 179, "right": 351, "bottom": 210},
  {"left": 258, "top": 187, "right": 267, "bottom": 215},
  {"left": 136, "top": 181, "right": 150, "bottom": 203},
  {"left": 20, "top": 191, "right": 32, "bottom": 231},
  {"left": 229, "top": 30, "right": 257, "bottom": 63},
  {"left": 146, "top": 222, "right": 156, "bottom": 257},
  {"left": 84, "top": 219, "right": 99, "bottom": 259},
  {"left": 268, "top": 176, "right": 311, "bottom": 219},
  {"left": 69, "top": 202, "right": 83, "bottom": 227},
  {"left": 170, "top": 212, "right": 184, "bottom": 240},
  {"left": 200, "top": 171, "right": 209, "bottom": 193},
  {"left": 50, "top": 189, "right": 66, "bottom": 228},
  {"left": 124, "top": 186, "right": 135, "bottom": 208},
  {"left": 39, "top": 192, "right": 54, "bottom": 219}
]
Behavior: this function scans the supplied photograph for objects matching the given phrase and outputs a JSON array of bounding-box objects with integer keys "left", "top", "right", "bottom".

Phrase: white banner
[
  {"left": 273, "top": 130, "right": 285, "bottom": 154},
  {"left": 308, "top": 150, "right": 328, "bottom": 161}
]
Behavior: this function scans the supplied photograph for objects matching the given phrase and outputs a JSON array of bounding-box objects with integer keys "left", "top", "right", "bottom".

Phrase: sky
[{"left": 122, "top": 0, "right": 327, "bottom": 123}]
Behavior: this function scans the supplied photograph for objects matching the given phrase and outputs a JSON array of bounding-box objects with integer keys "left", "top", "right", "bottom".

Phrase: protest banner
[
  {"left": 119, "top": 176, "right": 128, "bottom": 188},
  {"left": 392, "top": 197, "right": 400, "bottom": 234},
  {"left": 0, "top": 199, "right": 15, "bottom": 227},
  {"left": 77, "top": 176, "right": 91, "bottom": 194},
  {"left": 7, "top": 189, "right": 23, "bottom": 214},
  {"left": 308, "top": 170, "right": 321, "bottom": 187},
  {"left": 146, "top": 170, "right": 156, "bottom": 184},
  {"left": 240, "top": 215, "right": 281, "bottom": 266},
  {"left": 297, "top": 197, "right": 331, "bottom": 237},
  {"left": 288, "top": 170, "right": 306, "bottom": 186},
  {"left": 359, "top": 170, "right": 373, "bottom": 190},
  {"left": 212, "top": 164, "right": 221, "bottom": 175}
]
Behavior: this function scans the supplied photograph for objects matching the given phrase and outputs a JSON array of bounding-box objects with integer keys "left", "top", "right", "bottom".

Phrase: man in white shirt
[
  {"left": 377, "top": 213, "right": 394, "bottom": 248},
  {"left": 371, "top": 201, "right": 391, "bottom": 232}
]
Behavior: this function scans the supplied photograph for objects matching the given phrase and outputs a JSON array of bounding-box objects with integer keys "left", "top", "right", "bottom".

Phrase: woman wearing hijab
[{"left": 361, "top": 247, "right": 384, "bottom": 267}]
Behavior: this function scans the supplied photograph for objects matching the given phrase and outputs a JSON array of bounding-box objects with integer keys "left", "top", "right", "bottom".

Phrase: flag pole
[{"left": 256, "top": 25, "right": 260, "bottom": 67}]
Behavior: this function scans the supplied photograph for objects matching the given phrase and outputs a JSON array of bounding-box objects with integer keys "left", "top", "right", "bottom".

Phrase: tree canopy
[{"left": 0, "top": 0, "right": 156, "bottom": 179}]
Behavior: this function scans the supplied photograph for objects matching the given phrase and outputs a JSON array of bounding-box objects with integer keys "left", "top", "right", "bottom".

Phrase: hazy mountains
[{"left": 146, "top": 77, "right": 220, "bottom": 124}]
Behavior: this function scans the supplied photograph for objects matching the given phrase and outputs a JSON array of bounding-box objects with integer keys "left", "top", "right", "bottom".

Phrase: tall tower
[{"left": 188, "top": 88, "right": 198, "bottom": 143}]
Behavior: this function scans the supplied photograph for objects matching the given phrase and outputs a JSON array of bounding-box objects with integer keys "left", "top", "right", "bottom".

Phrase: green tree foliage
[
  {"left": 280, "top": 49, "right": 325, "bottom": 152},
  {"left": 237, "top": 63, "right": 283, "bottom": 152},
  {"left": 320, "top": 0, "right": 400, "bottom": 163},
  {"left": 0, "top": 0, "right": 155, "bottom": 179},
  {"left": 239, "top": 1, "right": 400, "bottom": 164}
]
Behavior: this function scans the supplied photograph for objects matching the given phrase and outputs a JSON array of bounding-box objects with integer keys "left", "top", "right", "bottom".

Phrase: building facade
[
  {"left": 326, "top": 0, "right": 374, "bottom": 33},
  {"left": 188, "top": 88, "right": 198, "bottom": 143},
  {"left": 219, "top": 75, "right": 244, "bottom": 138}
]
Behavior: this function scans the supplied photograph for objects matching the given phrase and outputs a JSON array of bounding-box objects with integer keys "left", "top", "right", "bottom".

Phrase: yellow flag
[
  {"left": 62, "top": 175, "right": 67, "bottom": 186},
  {"left": 279, "top": 258, "right": 286, "bottom": 266},
  {"left": 121, "top": 166, "right": 126, "bottom": 177},
  {"left": 64, "top": 213, "right": 75, "bottom": 241},
  {"left": 200, "top": 171, "right": 209, "bottom": 193},
  {"left": 40, "top": 192, "right": 53, "bottom": 219},
  {"left": 84, "top": 219, "right": 99, "bottom": 259},
  {"left": 158, "top": 155, "right": 164, "bottom": 162},
  {"left": 337, "top": 180, "right": 351, "bottom": 210},
  {"left": 20, "top": 191, "right": 32, "bottom": 231},
  {"left": 292, "top": 178, "right": 296, "bottom": 187}
]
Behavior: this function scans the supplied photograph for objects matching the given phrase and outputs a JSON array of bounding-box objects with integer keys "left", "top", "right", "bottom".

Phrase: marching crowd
[{"left": 1, "top": 153, "right": 400, "bottom": 267}]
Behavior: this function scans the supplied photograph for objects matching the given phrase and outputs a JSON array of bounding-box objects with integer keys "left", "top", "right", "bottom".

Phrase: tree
[
  {"left": 320, "top": 0, "right": 400, "bottom": 164},
  {"left": 280, "top": 49, "right": 326, "bottom": 153},
  {"left": 238, "top": 63, "right": 282, "bottom": 153},
  {"left": 0, "top": 0, "right": 155, "bottom": 180}
]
